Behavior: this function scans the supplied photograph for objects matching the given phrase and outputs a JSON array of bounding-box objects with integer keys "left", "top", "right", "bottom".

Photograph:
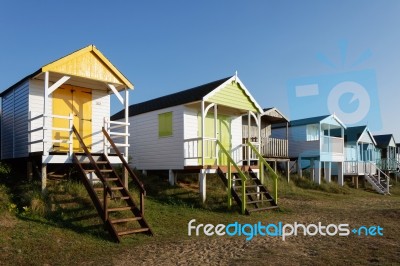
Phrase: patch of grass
[{"left": 0, "top": 165, "right": 399, "bottom": 264}]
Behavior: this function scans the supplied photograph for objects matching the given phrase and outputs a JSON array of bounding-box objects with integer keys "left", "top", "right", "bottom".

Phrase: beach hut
[
  {"left": 0, "top": 45, "right": 152, "bottom": 241},
  {"left": 242, "top": 107, "right": 289, "bottom": 180},
  {"left": 272, "top": 114, "right": 346, "bottom": 185},
  {"left": 373, "top": 134, "right": 398, "bottom": 172},
  {"left": 112, "top": 74, "right": 279, "bottom": 213},
  {"left": 342, "top": 126, "right": 378, "bottom": 176}
]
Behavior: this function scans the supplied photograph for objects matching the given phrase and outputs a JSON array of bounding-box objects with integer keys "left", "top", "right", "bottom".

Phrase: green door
[{"left": 198, "top": 113, "right": 231, "bottom": 166}]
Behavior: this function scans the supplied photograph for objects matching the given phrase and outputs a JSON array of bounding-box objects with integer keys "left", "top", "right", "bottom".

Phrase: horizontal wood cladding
[
  {"left": 127, "top": 105, "right": 185, "bottom": 170},
  {"left": 1, "top": 80, "right": 29, "bottom": 159}
]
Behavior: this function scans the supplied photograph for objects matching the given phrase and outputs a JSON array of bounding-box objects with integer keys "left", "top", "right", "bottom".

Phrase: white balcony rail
[
  {"left": 103, "top": 118, "right": 130, "bottom": 157},
  {"left": 28, "top": 111, "right": 73, "bottom": 156},
  {"left": 344, "top": 161, "right": 376, "bottom": 175},
  {"left": 321, "top": 136, "right": 344, "bottom": 154}
]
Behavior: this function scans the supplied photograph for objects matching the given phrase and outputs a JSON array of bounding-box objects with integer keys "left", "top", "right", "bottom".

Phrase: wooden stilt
[
  {"left": 199, "top": 171, "right": 206, "bottom": 203},
  {"left": 124, "top": 168, "right": 129, "bottom": 188},
  {"left": 41, "top": 164, "right": 47, "bottom": 193},
  {"left": 286, "top": 161, "right": 290, "bottom": 182}
]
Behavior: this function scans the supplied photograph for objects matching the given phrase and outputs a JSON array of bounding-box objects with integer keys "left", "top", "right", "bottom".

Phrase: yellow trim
[{"left": 41, "top": 45, "right": 133, "bottom": 89}]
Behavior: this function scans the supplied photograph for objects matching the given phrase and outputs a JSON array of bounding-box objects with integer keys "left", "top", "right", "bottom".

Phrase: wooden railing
[
  {"left": 260, "top": 137, "right": 288, "bottom": 158},
  {"left": 102, "top": 127, "right": 146, "bottom": 214},
  {"left": 183, "top": 137, "right": 218, "bottom": 166},
  {"left": 343, "top": 161, "right": 376, "bottom": 175},
  {"left": 248, "top": 142, "right": 278, "bottom": 203},
  {"left": 376, "top": 158, "right": 399, "bottom": 171},
  {"left": 216, "top": 140, "right": 248, "bottom": 214}
]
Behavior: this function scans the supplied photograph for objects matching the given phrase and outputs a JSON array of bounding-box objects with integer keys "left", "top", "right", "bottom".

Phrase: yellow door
[{"left": 52, "top": 85, "right": 92, "bottom": 152}]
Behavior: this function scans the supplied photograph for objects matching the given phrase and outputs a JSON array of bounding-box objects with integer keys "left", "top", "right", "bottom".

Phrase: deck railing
[
  {"left": 183, "top": 137, "right": 218, "bottom": 166},
  {"left": 28, "top": 111, "right": 74, "bottom": 156},
  {"left": 321, "top": 136, "right": 344, "bottom": 154},
  {"left": 376, "top": 158, "right": 399, "bottom": 171},
  {"left": 343, "top": 161, "right": 376, "bottom": 175},
  {"left": 103, "top": 118, "right": 130, "bottom": 158},
  {"left": 261, "top": 137, "right": 288, "bottom": 158}
]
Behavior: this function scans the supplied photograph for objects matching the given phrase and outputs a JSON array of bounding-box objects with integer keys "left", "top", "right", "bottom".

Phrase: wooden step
[
  {"left": 94, "top": 186, "right": 124, "bottom": 192},
  {"left": 234, "top": 185, "right": 260, "bottom": 189},
  {"left": 110, "top": 217, "right": 142, "bottom": 224},
  {"left": 244, "top": 192, "right": 268, "bottom": 196},
  {"left": 108, "top": 206, "right": 134, "bottom": 212},
  {"left": 247, "top": 199, "right": 273, "bottom": 204},
  {"left": 111, "top": 196, "right": 130, "bottom": 200},
  {"left": 248, "top": 206, "right": 279, "bottom": 212},
  {"left": 104, "top": 177, "right": 119, "bottom": 181},
  {"left": 117, "top": 228, "right": 150, "bottom": 236},
  {"left": 85, "top": 169, "right": 113, "bottom": 173}
]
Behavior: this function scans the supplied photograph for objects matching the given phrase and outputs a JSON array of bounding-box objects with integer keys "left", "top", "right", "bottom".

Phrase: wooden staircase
[
  {"left": 365, "top": 174, "right": 390, "bottom": 195},
  {"left": 72, "top": 126, "right": 152, "bottom": 242},
  {"left": 217, "top": 166, "right": 278, "bottom": 214}
]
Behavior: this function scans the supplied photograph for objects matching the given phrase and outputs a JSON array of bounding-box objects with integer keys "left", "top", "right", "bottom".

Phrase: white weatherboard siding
[
  {"left": 91, "top": 90, "right": 110, "bottom": 153},
  {"left": 1, "top": 80, "right": 29, "bottom": 159},
  {"left": 183, "top": 107, "right": 199, "bottom": 166},
  {"left": 29, "top": 79, "right": 49, "bottom": 154},
  {"left": 129, "top": 105, "right": 184, "bottom": 170}
]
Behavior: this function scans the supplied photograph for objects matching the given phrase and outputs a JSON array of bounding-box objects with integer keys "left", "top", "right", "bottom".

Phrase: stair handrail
[
  {"left": 375, "top": 165, "right": 390, "bottom": 194},
  {"left": 215, "top": 139, "right": 248, "bottom": 214},
  {"left": 102, "top": 127, "right": 146, "bottom": 196},
  {"left": 72, "top": 126, "right": 113, "bottom": 197},
  {"left": 247, "top": 142, "right": 278, "bottom": 204}
]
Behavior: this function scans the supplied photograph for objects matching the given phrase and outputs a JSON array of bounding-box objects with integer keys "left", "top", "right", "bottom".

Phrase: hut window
[
  {"left": 306, "top": 124, "right": 319, "bottom": 141},
  {"left": 158, "top": 112, "right": 173, "bottom": 137}
]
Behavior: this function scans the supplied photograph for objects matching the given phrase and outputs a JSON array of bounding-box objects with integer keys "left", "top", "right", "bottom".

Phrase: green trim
[
  {"left": 248, "top": 142, "right": 278, "bottom": 204},
  {"left": 216, "top": 140, "right": 247, "bottom": 214},
  {"left": 158, "top": 112, "right": 173, "bottom": 137},
  {"left": 207, "top": 81, "right": 258, "bottom": 112}
]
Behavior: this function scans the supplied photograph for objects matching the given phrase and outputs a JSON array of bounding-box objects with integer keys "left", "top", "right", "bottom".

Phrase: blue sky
[{"left": 1, "top": 1, "right": 400, "bottom": 139}]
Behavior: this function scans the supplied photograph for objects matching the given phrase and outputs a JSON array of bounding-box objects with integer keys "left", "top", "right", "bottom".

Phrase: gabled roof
[
  {"left": 344, "top": 126, "right": 376, "bottom": 145},
  {"left": 289, "top": 115, "right": 330, "bottom": 127},
  {"left": 289, "top": 114, "right": 346, "bottom": 128},
  {"left": 373, "top": 134, "right": 396, "bottom": 148},
  {"left": 112, "top": 77, "right": 230, "bottom": 120},
  {"left": 262, "top": 107, "right": 289, "bottom": 123},
  {"left": 1, "top": 45, "right": 133, "bottom": 97},
  {"left": 111, "top": 75, "right": 262, "bottom": 120}
]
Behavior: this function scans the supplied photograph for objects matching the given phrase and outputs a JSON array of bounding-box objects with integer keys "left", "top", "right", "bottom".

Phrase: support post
[
  {"left": 286, "top": 161, "right": 290, "bottom": 182},
  {"left": 354, "top": 175, "right": 359, "bottom": 189},
  {"left": 324, "top": 162, "right": 331, "bottom": 182},
  {"left": 43, "top": 72, "right": 49, "bottom": 156},
  {"left": 314, "top": 160, "right": 321, "bottom": 185},
  {"left": 124, "top": 89, "right": 129, "bottom": 162},
  {"left": 338, "top": 162, "right": 344, "bottom": 186},
  {"left": 199, "top": 170, "right": 206, "bottom": 203},
  {"left": 298, "top": 157, "right": 302, "bottom": 178},
  {"left": 247, "top": 111, "right": 251, "bottom": 164},
  {"left": 227, "top": 162, "right": 232, "bottom": 209},
  {"left": 124, "top": 168, "right": 129, "bottom": 188},
  {"left": 201, "top": 101, "right": 205, "bottom": 166},
  {"left": 214, "top": 104, "right": 218, "bottom": 165},
  {"left": 168, "top": 169, "right": 176, "bottom": 186},
  {"left": 41, "top": 164, "right": 47, "bottom": 192}
]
